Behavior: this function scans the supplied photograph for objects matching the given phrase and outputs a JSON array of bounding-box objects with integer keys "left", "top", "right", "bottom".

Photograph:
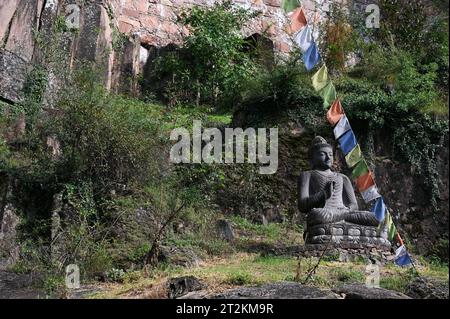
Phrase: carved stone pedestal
[{"left": 306, "top": 221, "right": 391, "bottom": 247}]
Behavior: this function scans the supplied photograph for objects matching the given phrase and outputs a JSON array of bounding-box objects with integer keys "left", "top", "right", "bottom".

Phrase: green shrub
[
  {"left": 330, "top": 267, "right": 365, "bottom": 283},
  {"left": 223, "top": 271, "right": 253, "bottom": 286},
  {"left": 147, "top": 0, "right": 260, "bottom": 108}
]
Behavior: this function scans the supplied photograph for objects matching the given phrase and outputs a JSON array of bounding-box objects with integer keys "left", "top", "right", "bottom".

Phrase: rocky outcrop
[
  {"left": 158, "top": 245, "right": 202, "bottom": 267},
  {"left": 0, "top": 49, "right": 29, "bottom": 103},
  {"left": 332, "top": 284, "right": 411, "bottom": 299},
  {"left": 179, "top": 281, "right": 411, "bottom": 299},
  {"left": 0, "top": 270, "right": 43, "bottom": 299},
  {"left": 2, "top": 0, "right": 318, "bottom": 104},
  {"left": 167, "top": 275, "right": 206, "bottom": 299},
  {"left": 406, "top": 277, "right": 449, "bottom": 299},
  {"left": 180, "top": 281, "right": 340, "bottom": 299}
]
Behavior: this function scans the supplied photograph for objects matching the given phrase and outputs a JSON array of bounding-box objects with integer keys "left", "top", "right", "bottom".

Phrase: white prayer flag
[
  {"left": 361, "top": 185, "right": 381, "bottom": 203},
  {"left": 333, "top": 115, "right": 351, "bottom": 139},
  {"left": 294, "top": 25, "right": 313, "bottom": 53}
]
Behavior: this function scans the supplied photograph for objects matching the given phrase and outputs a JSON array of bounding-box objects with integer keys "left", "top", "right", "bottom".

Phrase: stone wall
[
  {"left": 113, "top": 0, "right": 296, "bottom": 54},
  {"left": 1, "top": 0, "right": 342, "bottom": 103}
]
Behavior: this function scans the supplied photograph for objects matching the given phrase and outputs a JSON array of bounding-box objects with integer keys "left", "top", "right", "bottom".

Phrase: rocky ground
[
  {"left": 0, "top": 217, "right": 448, "bottom": 299},
  {"left": 0, "top": 269, "right": 42, "bottom": 299}
]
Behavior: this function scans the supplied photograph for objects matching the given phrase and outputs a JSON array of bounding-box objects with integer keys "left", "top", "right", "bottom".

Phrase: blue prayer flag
[
  {"left": 338, "top": 130, "right": 357, "bottom": 155},
  {"left": 371, "top": 197, "right": 386, "bottom": 222},
  {"left": 395, "top": 245, "right": 412, "bottom": 267},
  {"left": 303, "top": 41, "right": 320, "bottom": 71}
]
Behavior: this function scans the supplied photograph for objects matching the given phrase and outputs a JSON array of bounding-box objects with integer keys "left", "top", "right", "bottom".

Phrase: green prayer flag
[
  {"left": 319, "top": 81, "right": 337, "bottom": 108},
  {"left": 351, "top": 160, "right": 369, "bottom": 179},
  {"left": 345, "top": 144, "right": 363, "bottom": 167},
  {"left": 282, "top": 0, "right": 301, "bottom": 13},
  {"left": 377, "top": 211, "right": 397, "bottom": 241},
  {"left": 311, "top": 64, "right": 329, "bottom": 92},
  {"left": 385, "top": 212, "right": 397, "bottom": 241},
  {"left": 388, "top": 222, "right": 397, "bottom": 241}
]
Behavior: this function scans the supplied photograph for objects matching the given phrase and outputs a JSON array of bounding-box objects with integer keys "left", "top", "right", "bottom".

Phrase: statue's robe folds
[{"left": 298, "top": 170, "right": 380, "bottom": 227}]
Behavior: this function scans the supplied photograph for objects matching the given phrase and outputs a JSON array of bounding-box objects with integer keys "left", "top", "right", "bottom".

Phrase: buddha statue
[{"left": 298, "top": 136, "right": 390, "bottom": 246}]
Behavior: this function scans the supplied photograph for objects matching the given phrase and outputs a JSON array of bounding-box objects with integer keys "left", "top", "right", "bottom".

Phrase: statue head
[{"left": 309, "top": 136, "right": 333, "bottom": 170}]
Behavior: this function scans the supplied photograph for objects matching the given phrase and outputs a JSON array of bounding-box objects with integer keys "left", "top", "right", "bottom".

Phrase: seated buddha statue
[{"left": 298, "top": 136, "right": 389, "bottom": 246}]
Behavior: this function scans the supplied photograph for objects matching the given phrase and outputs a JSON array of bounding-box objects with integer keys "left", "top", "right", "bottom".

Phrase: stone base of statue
[
  {"left": 266, "top": 242, "right": 394, "bottom": 263},
  {"left": 305, "top": 221, "right": 391, "bottom": 247}
]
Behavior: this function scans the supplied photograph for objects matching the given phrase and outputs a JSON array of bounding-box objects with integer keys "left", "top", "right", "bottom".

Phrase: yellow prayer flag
[
  {"left": 345, "top": 144, "right": 362, "bottom": 167},
  {"left": 311, "top": 64, "right": 329, "bottom": 92}
]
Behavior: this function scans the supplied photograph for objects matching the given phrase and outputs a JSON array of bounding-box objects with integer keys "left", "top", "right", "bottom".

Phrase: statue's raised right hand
[{"left": 324, "top": 181, "right": 335, "bottom": 199}]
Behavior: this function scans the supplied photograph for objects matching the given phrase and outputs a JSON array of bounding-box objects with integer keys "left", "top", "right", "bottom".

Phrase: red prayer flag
[
  {"left": 327, "top": 99, "right": 344, "bottom": 126},
  {"left": 355, "top": 171, "right": 375, "bottom": 192},
  {"left": 290, "top": 7, "right": 307, "bottom": 34}
]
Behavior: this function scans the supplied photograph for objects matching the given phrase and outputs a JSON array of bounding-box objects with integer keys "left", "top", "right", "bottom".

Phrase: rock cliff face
[{"left": 2, "top": 0, "right": 333, "bottom": 104}]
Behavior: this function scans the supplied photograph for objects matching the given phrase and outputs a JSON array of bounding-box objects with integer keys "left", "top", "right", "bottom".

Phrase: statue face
[{"left": 312, "top": 146, "right": 333, "bottom": 170}]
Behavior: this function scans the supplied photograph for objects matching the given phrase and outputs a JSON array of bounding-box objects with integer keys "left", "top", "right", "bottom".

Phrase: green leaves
[
  {"left": 281, "top": 0, "right": 301, "bottom": 13},
  {"left": 151, "top": 0, "right": 259, "bottom": 108}
]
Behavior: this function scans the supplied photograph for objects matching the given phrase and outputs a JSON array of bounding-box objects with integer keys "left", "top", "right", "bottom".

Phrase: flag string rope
[{"left": 282, "top": 0, "right": 415, "bottom": 268}]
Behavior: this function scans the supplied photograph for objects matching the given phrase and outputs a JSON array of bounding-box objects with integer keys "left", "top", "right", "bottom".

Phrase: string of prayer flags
[
  {"left": 282, "top": 0, "right": 301, "bottom": 13},
  {"left": 371, "top": 196, "right": 386, "bottom": 222},
  {"left": 333, "top": 115, "right": 351, "bottom": 139},
  {"left": 294, "top": 25, "right": 313, "bottom": 52},
  {"left": 326, "top": 99, "right": 344, "bottom": 126},
  {"left": 394, "top": 245, "right": 413, "bottom": 267},
  {"left": 345, "top": 144, "right": 362, "bottom": 167},
  {"left": 338, "top": 129, "right": 357, "bottom": 155},
  {"left": 355, "top": 171, "right": 375, "bottom": 192},
  {"left": 319, "top": 81, "right": 336, "bottom": 108},
  {"left": 290, "top": 7, "right": 308, "bottom": 33},
  {"left": 283, "top": 5, "right": 411, "bottom": 267},
  {"left": 361, "top": 185, "right": 381, "bottom": 203},
  {"left": 303, "top": 41, "right": 321, "bottom": 71},
  {"left": 351, "top": 159, "right": 369, "bottom": 179},
  {"left": 311, "top": 64, "right": 329, "bottom": 92}
]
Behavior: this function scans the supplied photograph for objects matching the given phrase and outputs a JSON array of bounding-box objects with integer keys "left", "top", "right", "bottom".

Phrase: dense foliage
[{"left": 145, "top": 0, "right": 259, "bottom": 108}]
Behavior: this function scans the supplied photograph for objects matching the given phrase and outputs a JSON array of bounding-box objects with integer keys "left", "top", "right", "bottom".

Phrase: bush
[{"left": 146, "top": 0, "right": 260, "bottom": 108}]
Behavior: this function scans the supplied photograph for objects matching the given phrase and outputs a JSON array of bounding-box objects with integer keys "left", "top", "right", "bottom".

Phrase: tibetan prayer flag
[
  {"left": 371, "top": 197, "right": 386, "bottom": 222},
  {"left": 311, "top": 64, "right": 329, "bottom": 92},
  {"left": 395, "top": 245, "right": 412, "bottom": 267},
  {"left": 303, "top": 41, "right": 320, "bottom": 71},
  {"left": 327, "top": 99, "right": 344, "bottom": 126},
  {"left": 282, "top": 0, "right": 301, "bottom": 13},
  {"left": 381, "top": 211, "right": 397, "bottom": 241},
  {"left": 290, "top": 7, "right": 308, "bottom": 33},
  {"left": 351, "top": 160, "right": 369, "bottom": 179},
  {"left": 388, "top": 220, "right": 397, "bottom": 241},
  {"left": 294, "top": 25, "right": 313, "bottom": 52},
  {"left": 361, "top": 185, "right": 381, "bottom": 203},
  {"left": 319, "top": 81, "right": 336, "bottom": 108},
  {"left": 345, "top": 144, "right": 362, "bottom": 167},
  {"left": 355, "top": 171, "right": 375, "bottom": 192},
  {"left": 333, "top": 115, "right": 351, "bottom": 139},
  {"left": 338, "top": 129, "right": 357, "bottom": 155}
]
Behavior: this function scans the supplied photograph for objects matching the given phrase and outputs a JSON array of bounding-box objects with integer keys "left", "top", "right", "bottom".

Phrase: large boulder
[
  {"left": 167, "top": 276, "right": 206, "bottom": 299},
  {"left": 181, "top": 282, "right": 339, "bottom": 299},
  {"left": 158, "top": 245, "right": 201, "bottom": 268},
  {"left": 0, "top": 49, "right": 29, "bottom": 103},
  {"left": 332, "top": 284, "right": 411, "bottom": 299},
  {"left": 406, "top": 277, "right": 449, "bottom": 299}
]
